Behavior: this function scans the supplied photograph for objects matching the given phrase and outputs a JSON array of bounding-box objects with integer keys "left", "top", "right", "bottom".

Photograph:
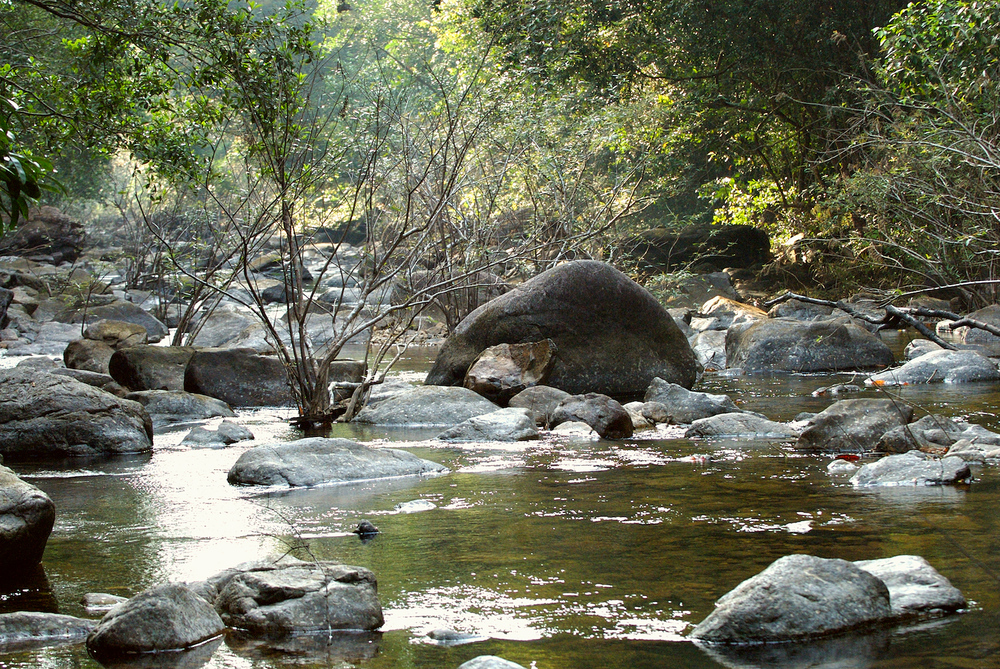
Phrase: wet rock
[
  {"left": 109, "top": 345, "right": 199, "bottom": 392},
  {"left": 354, "top": 386, "right": 500, "bottom": 427},
  {"left": 185, "top": 349, "right": 295, "bottom": 407},
  {"left": 549, "top": 393, "right": 633, "bottom": 439},
  {"left": 0, "top": 465, "right": 55, "bottom": 573},
  {"left": 353, "top": 520, "right": 379, "bottom": 536},
  {"left": 458, "top": 656, "right": 529, "bottom": 669},
  {"left": 685, "top": 413, "right": 797, "bottom": 439},
  {"left": 437, "top": 408, "right": 539, "bottom": 442},
  {"left": 463, "top": 340, "right": 557, "bottom": 405},
  {"left": 126, "top": 390, "right": 235, "bottom": 428},
  {"left": 796, "top": 399, "right": 912, "bottom": 454},
  {"left": 181, "top": 420, "right": 254, "bottom": 447},
  {"left": 82, "top": 593, "right": 129, "bottom": 614},
  {"left": 827, "top": 459, "right": 858, "bottom": 474},
  {"left": 850, "top": 451, "right": 971, "bottom": 487},
  {"left": 865, "top": 349, "right": 1000, "bottom": 386},
  {"left": 228, "top": 437, "right": 447, "bottom": 487},
  {"left": 690, "top": 554, "right": 892, "bottom": 643},
  {"left": 395, "top": 499, "right": 436, "bottom": 513},
  {"left": 63, "top": 338, "right": 115, "bottom": 374},
  {"left": 86, "top": 583, "right": 225, "bottom": 656},
  {"left": 623, "top": 402, "right": 653, "bottom": 431},
  {"left": 0, "top": 612, "right": 96, "bottom": 650},
  {"left": 644, "top": 378, "right": 741, "bottom": 424},
  {"left": 726, "top": 317, "right": 894, "bottom": 373},
  {"left": 549, "top": 421, "right": 598, "bottom": 438},
  {"left": 211, "top": 559, "right": 383, "bottom": 635},
  {"left": 425, "top": 627, "right": 487, "bottom": 646},
  {"left": 508, "top": 385, "right": 571, "bottom": 426},
  {"left": 810, "top": 383, "right": 862, "bottom": 397},
  {"left": 426, "top": 260, "right": 700, "bottom": 397},
  {"left": 854, "top": 555, "right": 965, "bottom": 617},
  {"left": 0, "top": 369, "right": 152, "bottom": 460}
]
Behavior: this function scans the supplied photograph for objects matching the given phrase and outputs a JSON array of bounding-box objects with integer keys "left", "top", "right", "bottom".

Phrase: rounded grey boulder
[
  {"left": 354, "top": 386, "right": 500, "bottom": 427},
  {"left": 690, "top": 554, "right": 892, "bottom": 643},
  {"left": 426, "top": 261, "right": 699, "bottom": 398},
  {"left": 865, "top": 349, "right": 1000, "bottom": 386},
  {"left": 86, "top": 583, "right": 225, "bottom": 656},
  {"left": 0, "top": 465, "right": 55, "bottom": 573}
]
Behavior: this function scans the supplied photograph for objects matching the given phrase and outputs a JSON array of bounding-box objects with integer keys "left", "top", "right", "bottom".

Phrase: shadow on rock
[
  {"left": 695, "top": 628, "right": 890, "bottom": 669},
  {"left": 225, "top": 629, "right": 381, "bottom": 664},
  {"left": 90, "top": 636, "right": 223, "bottom": 669}
]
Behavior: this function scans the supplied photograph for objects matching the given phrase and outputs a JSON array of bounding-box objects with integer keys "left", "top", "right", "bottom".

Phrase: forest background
[{"left": 1, "top": 0, "right": 998, "bottom": 420}]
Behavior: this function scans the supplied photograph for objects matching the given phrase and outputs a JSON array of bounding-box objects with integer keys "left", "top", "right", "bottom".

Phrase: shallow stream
[{"left": 4, "top": 334, "right": 1000, "bottom": 668}]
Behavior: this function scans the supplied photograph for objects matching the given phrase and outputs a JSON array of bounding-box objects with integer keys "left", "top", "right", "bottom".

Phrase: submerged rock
[
  {"left": 549, "top": 393, "right": 633, "bottom": 439},
  {"left": 0, "top": 465, "right": 55, "bottom": 573},
  {"left": 437, "top": 408, "right": 539, "bottom": 442},
  {"left": 228, "top": 438, "right": 447, "bottom": 487},
  {"left": 796, "top": 399, "right": 912, "bottom": 454},
  {"left": 0, "top": 611, "right": 96, "bottom": 650},
  {"left": 86, "top": 583, "right": 225, "bottom": 656},
  {"left": 850, "top": 452, "right": 971, "bottom": 487},
  {"left": 644, "top": 377, "right": 741, "bottom": 424},
  {"left": 866, "top": 349, "right": 1000, "bottom": 386},
  {"left": 0, "top": 369, "right": 152, "bottom": 460},
  {"left": 426, "top": 260, "right": 700, "bottom": 397},
  {"left": 685, "top": 413, "right": 797, "bottom": 439},
  {"left": 354, "top": 386, "right": 499, "bottom": 427},
  {"left": 690, "top": 554, "right": 892, "bottom": 643}
]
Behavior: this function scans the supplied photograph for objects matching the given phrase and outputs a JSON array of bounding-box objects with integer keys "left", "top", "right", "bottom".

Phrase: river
[{"left": 3, "top": 334, "right": 1000, "bottom": 668}]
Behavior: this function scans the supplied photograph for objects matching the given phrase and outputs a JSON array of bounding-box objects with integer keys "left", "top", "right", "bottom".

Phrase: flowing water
[{"left": 4, "top": 334, "right": 1000, "bottom": 669}]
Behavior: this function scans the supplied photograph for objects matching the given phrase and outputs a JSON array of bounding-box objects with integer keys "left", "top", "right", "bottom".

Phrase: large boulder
[
  {"left": 83, "top": 320, "right": 149, "bottom": 349},
  {"left": 86, "top": 583, "right": 225, "bottom": 656},
  {"left": 228, "top": 438, "right": 447, "bottom": 487},
  {"left": 463, "top": 340, "right": 557, "bottom": 405},
  {"left": 63, "top": 339, "right": 115, "bottom": 374},
  {"left": 850, "top": 451, "right": 971, "bottom": 487},
  {"left": 548, "top": 393, "right": 633, "bottom": 439},
  {"left": 796, "top": 399, "right": 912, "bottom": 454},
  {"left": 210, "top": 559, "right": 384, "bottom": 635},
  {"left": 109, "top": 345, "right": 199, "bottom": 391},
  {"left": 0, "top": 206, "right": 85, "bottom": 264},
  {"left": 184, "top": 348, "right": 294, "bottom": 407},
  {"left": 644, "top": 377, "right": 741, "bottom": 424},
  {"left": 0, "top": 465, "right": 55, "bottom": 573},
  {"left": 354, "top": 386, "right": 500, "bottom": 426},
  {"left": 425, "top": 261, "right": 699, "bottom": 398},
  {"left": 187, "top": 305, "right": 258, "bottom": 348},
  {"left": 854, "top": 555, "right": 965, "bottom": 617},
  {"left": 876, "top": 414, "right": 980, "bottom": 454},
  {"left": 437, "top": 408, "right": 539, "bottom": 442},
  {"left": 726, "top": 317, "right": 894, "bottom": 373},
  {"left": 690, "top": 554, "right": 892, "bottom": 643},
  {"left": 960, "top": 304, "right": 1000, "bottom": 347},
  {"left": 0, "top": 369, "right": 152, "bottom": 460},
  {"left": 865, "top": 349, "right": 1000, "bottom": 386}
]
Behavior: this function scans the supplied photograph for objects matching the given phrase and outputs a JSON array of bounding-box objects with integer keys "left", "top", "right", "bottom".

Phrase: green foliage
[{"left": 0, "top": 91, "right": 58, "bottom": 233}]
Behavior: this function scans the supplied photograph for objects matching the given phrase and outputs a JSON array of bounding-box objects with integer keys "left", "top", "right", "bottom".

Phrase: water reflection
[{"left": 696, "top": 630, "right": 890, "bottom": 669}]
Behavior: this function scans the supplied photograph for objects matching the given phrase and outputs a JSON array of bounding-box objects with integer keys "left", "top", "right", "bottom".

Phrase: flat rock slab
[
  {"left": 866, "top": 349, "right": 1000, "bottom": 385},
  {"left": 854, "top": 555, "right": 965, "bottom": 616},
  {"left": 0, "top": 465, "right": 55, "bottom": 573},
  {"left": 850, "top": 451, "right": 971, "bottom": 487},
  {"left": 690, "top": 554, "right": 892, "bottom": 643},
  {"left": 0, "top": 612, "right": 96, "bottom": 651},
  {"left": 228, "top": 437, "right": 447, "bottom": 487},
  {"left": 685, "top": 413, "right": 797, "bottom": 439},
  {"left": 354, "top": 386, "right": 500, "bottom": 427},
  {"left": 0, "top": 368, "right": 152, "bottom": 460},
  {"left": 211, "top": 560, "right": 384, "bottom": 635},
  {"left": 87, "top": 583, "right": 225, "bottom": 656},
  {"left": 437, "top": 408, "right": 539, "bottom": 442}
]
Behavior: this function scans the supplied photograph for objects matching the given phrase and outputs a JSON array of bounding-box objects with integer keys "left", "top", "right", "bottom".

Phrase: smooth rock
[
  {"left": 726, "top": 317, "right": 894, "bottom": 373},
  {"left": 109, "top": 345, "right": 199, "bottom": 392},
  {"left": 549, "top": 421, "right": 598, "bottom": 438},
  {"left": 0, "top": 369, "right": 152, "bottom": 460},
  {"left": 63, "top": 338, "right": 115, "bottom": 374},
  {"left": 126, "top": 390, "right": 235, "bottom": 427},
  {"left": 827, "top": 459, "right": 858, "bottom": 474},
  {"left": 458, "top": 656, "right": 529, "bottom": 669},
  {"left": 854, "top": 555, "right": 965, "bottom": 616},
  {"left": 689, "top": 330, "right": 727, "bottom": 372},
  {"left": 50, "top": 368, "right": 126, "bottom": 396},
  {"left": 0, "top": 611, "right": 96, "bottom": 650},
  {"left": 86, "top": 583, "right": 225, "bottom": 655},
  {"left": 549, "top": 393, "right": 633, "bottom": 439},
  {"left": 685, "top": 413, "right": 797, "bottom": 439},
  {"left": 644, "top": 378, "right": 741, "bottom": 424},
  {"left": 184, "top": 349, "right": 295, "bottom": 407},
  {"left": 82, "top": 593, "right": 129, "bottom": 614},
  {"left": 426, "top": 260, "right": 700, "bottom": 397},
  {"left": 876, "top": 414, "right": 970, "bottom": 454},
  {"left": 437, "top": 408, "right": 539, "bottom": 442},
  {"left": 796, "top": 399, "right": 912, "bottom": 453},
  {"left": 690, "top": 554, "right": 892, "bottom": 643},
  {"left": 699, "top": 296, "right": 767, "bottom": 329},
  {"left": 507, "top": 385, "right": 571, "bottom": 426},
  {"left": 395, "top": 499, "right": 437, "bottom": 513},
  {"left": 228, "top": 437, "right": 447, "bottom": 487},
  {"left": 0, "top": 465, "right": 55, "bottom": 572},
  {"left": 56, "top": 299, "right": 167, "bottom": 343},
  {"left": 354, "top": 386, "right": 500, "bottom": 427},
  {"left": 865, "top": 349, "right": 1000, "bottom": 385},
  {"left": 181, "top": 420, "right": 254, "bottom": 447},
  {"left": 84, "top": 320, "right": 149, "bottom": 349},
  {"left": 850, "top": 452, "right": 971, "bottom": 487},
  {"left": 947, "top": 438, "right": 1000, "bottom": 462},
  {"left": 212, "top": 560, "right": 383, "bottom": 635},
  {"left": 186, "top": 305, "right": 257, "bottom": 348},
  {"left": 960, "top": 304, "right": 1000, "bottom": 346}
]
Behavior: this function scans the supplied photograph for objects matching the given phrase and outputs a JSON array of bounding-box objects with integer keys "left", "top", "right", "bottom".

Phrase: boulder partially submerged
[
  {"left": 644, "top": 377, "right": 741, "bottom": 424},
  {"left": 866, "top": 349, "right": 1000, "bottom": 386},
  {"left": 437, "top": 408, "right": 539, "bottom": 442},
  {"left": 228, "top": 438, "right": 447, "bottom": 487},
  {"left": 0, "top": 465, "right": 55, "bottom": 573},
  {"left": 850, "top": 451, "right": 971, "bottom": 487},
  {"left": 796, "top": 399, "right": 912, "bottom": 454},
  {"left": 0, "top": 612, "right": 96, "bottom": 651},
  {"left": 353, "top": 386, "right": 499, "bottom": 427}
]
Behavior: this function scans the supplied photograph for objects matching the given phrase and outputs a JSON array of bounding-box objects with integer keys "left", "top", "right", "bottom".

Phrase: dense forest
[{"left": 2, "top": 0, "right": 998, "bottom": 304}]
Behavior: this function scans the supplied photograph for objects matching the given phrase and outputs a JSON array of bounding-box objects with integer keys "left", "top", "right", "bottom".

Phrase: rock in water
[
  {"left": 463, "top": 340, "right": 557, "bottom": 405},
  {"left": 426, "top": 261, "right": 699, "bottom": 398},
  {"left": 228, "top": 437, "right": 447, "bottom": 487},
  {"left": 690, "top": 554, "right": 892, "bottom": 643},
  {"left": 548, "top": 393, "right": 633, "bottom": 439},
  {"left": 0, "top": 465, "right": 55, "bottom": 573},
  {"left": 854, "top": 555, "right": 965, "bottom": 616},
  {"left": 0, "top": 612, "right": 96, "bottom": 649},
  {"left": 86, "top": 583, "right": 225, "bottom": 656},
  {"left": 865, "top": 350, "right": 1000, "bottom": 385},
  {"left": 850, "top": 451, "right": 971, "bottom": 487},
  {"left": 185, "top": 348, "right": 295, "bottom": 407},
  {"left": 796, "top": 399, "right": 912, "bottom": 453},
  {"left": 0, "top": 369, "right": 152, "bottom": 460}
]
